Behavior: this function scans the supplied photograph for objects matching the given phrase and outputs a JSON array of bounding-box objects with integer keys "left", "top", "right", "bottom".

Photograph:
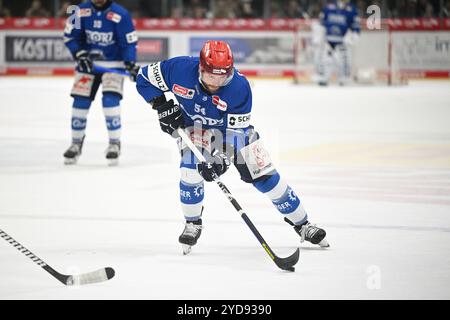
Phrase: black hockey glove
[
  {"left": 197, "top": 151, "right": 230, "bottom": 182},
  {"left": 75, "top": 50, "right": 93, "bottom": 73},
  {"left": 124, "top": 61, "right": 140, "bottom": 82},
  {"left": 151, "top": 93, "right": 184, "bottom": 137}
]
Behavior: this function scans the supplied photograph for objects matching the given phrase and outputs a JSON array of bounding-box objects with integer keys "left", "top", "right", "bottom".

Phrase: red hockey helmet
[{"left": 199, "top": 40, "right": 234, "bottom": 77}]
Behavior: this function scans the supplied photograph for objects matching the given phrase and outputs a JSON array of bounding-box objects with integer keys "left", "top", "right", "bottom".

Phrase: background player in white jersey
[
  {"left": 136, "top": 40, "right": 329, "bottom": 254},
  {"left": 317, "top": 0, "right": 360, "bottom": 86},
  {"left": 62, "top": 0, "right": 140, "bottom": 165}
]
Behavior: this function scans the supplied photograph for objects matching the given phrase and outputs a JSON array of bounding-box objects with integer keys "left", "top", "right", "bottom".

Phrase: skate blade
[
  {"left": 107, "top": 158, "right": 119, "bottom": 166},
  {"left": 182, "top": 244, "right": 192, "bottom": 255},
  {"left": 64, "top": 157, "right": 79, "bottom": 165},
  {"left": 318, "top": 238, "right": 330, "bottom": 248}
]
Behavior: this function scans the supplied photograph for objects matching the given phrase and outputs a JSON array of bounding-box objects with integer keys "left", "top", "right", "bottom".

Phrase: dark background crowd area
[{"left": 1, "top": 0, "right": 448, "bottom": 19}]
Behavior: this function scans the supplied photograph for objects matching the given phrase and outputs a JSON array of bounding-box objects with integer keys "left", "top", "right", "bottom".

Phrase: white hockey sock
[
  {"left": 103, "top": 106, "right": 121, "bottom": 142},
  {"left": 263, "top": 178, "right": 308, "bottom": 225},
  {"left": 71, "top": 107, "right": 89, "bottom": 142}
]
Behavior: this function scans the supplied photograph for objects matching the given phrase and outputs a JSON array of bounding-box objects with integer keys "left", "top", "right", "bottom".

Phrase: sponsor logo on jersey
[
  {"left": 125, "top": 31, "right": 138, "bottom": 44},
  {"left": 227, "top": 113, "right": 251, "bottom": 128},
  {"left": 172, "top": 84, "right": 195, "bottom": 99},
  {"left": 147, "top": 62, "right": 169, "bottom": 91},
  {"left": 212, "top": 95, "right": 227, "bottom": 111},
  {"left": 85, "top": 30, "right": 114, "bottom": 46},
  {"left": 78, "top": 8, "right": 92, "bottom": 17},
  {"left": 189, "top": 129, "right": 213, "bottom": 152},
  {"left": 328, "top": 13, "right": 347, "bottom": 25},
  {"left": 106, "top": 11, "right": 122, "bottom": 23}
]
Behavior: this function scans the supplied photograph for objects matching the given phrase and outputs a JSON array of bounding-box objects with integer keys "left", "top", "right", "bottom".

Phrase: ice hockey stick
[
  {"left": 177, "top": 128, "right": 299, "bottom": 272},
  {"left": 0, "top": 228, "right": 115, "bottom": 285}
]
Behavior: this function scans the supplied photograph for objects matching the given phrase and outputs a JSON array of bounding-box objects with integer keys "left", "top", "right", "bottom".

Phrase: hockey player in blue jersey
[
  {"left": 63, "top": 0, "right": 140, "bottom": 165},
  {"left": 136, "top": 40, "right": 329, "bottom": 254},
  {"left": 317, "top": 0, "right": 360, "bottom": 86}
]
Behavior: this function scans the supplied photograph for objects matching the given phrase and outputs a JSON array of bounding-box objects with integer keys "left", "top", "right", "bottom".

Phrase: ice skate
[
  {"left": 285, "top": 218, "right": 329, "bottom": 248},
  {"left": 178, "top": 219, "right": 202, "bottom": 255},
  {"left": 105, "top": 141, "right": 120, "bottom": 166},
  {"left": 63, "top": 136, "right": 85, "bottom": 165}
]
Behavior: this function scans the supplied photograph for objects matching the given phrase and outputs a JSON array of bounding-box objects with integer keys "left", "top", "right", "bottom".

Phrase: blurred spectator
[
  {"left": 405, "top": 0, "right": 418, "bottom": 17},
  {"left": 56, "top": 1, "right": 71, "bottom": 18},
  {"left": 0, "top": 0, "right": 11, "bottom": 17},
  {"left": 213, "top": 0, "right": 236, "bottom": 18},
  {"left": 306, "top": 2, "right": 321, "bottom": 18},
  {"left": 269, "top": 1, "right": 283, "bottom": 17},
  {"left": 185, "top": 0, "right": 209, "bottom": 18},
  {"left": 422, "top": 3, "right": 434, "bottom": 17},
  {"left": 444, "top": 0, "right": 450, "bottom": 17},
  {"left": 138, "top": 0, "right": 163, "bottom": 17},
  {"left": 25, "top": 0, "right": 51, "bottom": 18},
  {"left": 171, "top": 6, "right": 183, "bottom": 18},
  {"left": 0, "top": 0, "right": 446, "bottom": 19},
  {"left": 417, "top": 0, "right": 428, "bottom": 16},
  {"left": 237, "top": 0, "right": 257, "bottom": 18},
  {"left": 356, "top": 0, "right": 366, "bottom": 16},
  {"left": 284, "top": 0, "right": 309, "bottom": 18}
]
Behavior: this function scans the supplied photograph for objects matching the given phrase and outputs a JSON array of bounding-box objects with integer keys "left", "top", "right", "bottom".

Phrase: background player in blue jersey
[
  {"left": 63, "top": 0, "right": 140, "bottom": 165},
  {"left": 136, "top": 40, "right": 329, "bottom": 254},
  {"left": 317, "top": 0, "right": 360, "bottom": 86}
]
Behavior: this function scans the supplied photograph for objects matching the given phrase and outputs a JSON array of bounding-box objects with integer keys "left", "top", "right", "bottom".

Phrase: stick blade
[
  {"left": 274, "top": 248, "right": 300, "bottom": 272},
  {"left": 66, "top": 267, "right": 115, "bottom": 286}
]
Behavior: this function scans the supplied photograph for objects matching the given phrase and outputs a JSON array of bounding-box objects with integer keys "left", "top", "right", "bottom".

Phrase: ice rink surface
[{"left": 0, "top": 77, "right": 449, "bottom": 299}]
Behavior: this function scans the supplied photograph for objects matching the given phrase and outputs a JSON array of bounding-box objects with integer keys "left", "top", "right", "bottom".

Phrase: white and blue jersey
[
  {"left": 136, "top": 56, "right": 252, "bottom": 134},
  {"left": 320, "top": 1, "right": 360, "bottom": 45},
  {"left": 64, "top": 1, "right": 138, "bottom": 68}
]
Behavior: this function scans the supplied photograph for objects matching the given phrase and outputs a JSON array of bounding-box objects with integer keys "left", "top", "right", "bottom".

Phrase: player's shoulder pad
[
  {"left": 106, "top": 3, "right": 131, "bottom": 23},
  {"left": 227, "top": 70, "right": 251, "bottom": 108},
  {"left": 76, "top": 2, "right": 94, "bottom": 18},
  {"left": 163, "top": 56, "right": 199, "bottom": 78},
  {"left": 167, "top": 56, "right": 199, "bottom": 68},
  {"left": 231, "top": 69, "right": 251, "bottom": 91}
]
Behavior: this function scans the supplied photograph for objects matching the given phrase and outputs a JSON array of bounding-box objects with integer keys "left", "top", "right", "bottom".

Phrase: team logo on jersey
[
  {"left": 193, "top": 185, "right": 204, "bottom": 198},
  {"left": 287, "top": 188, "right": 297, "bottom": 202},
  {"left": 172, "top": 84, "right": 195, "bottom": 99},
  {"left": 78, "top": 8, "right": 92, "bottom": 17},
  {"left": 106, "top": 11, "right": 122, "bottom": 23},
  {"left": 93, "top": 20, "right": 102, "bottom": 29},
  {"left": 212, "top": 96, "right": 227, "bottom": 111},
  {"left": 227, "top": 113, "right": 251, "bottom": 129}
]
